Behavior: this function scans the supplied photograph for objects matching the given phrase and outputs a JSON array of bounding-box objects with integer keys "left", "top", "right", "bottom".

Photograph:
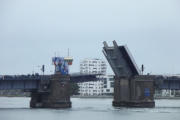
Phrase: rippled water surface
[{"left": 0, "top": 97, "right": 180, "bottom": 120}]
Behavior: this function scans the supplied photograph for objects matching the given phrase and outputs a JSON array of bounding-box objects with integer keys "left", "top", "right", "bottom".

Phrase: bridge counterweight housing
[
  {"left": 30, "top": 74, "right": 71, "bottom": 108},
  {"left": 112, "top": 76, "right": 155, "bottom": 108}
]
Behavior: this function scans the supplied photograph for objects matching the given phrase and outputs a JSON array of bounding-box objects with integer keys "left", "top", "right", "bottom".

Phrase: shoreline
[
  {"left": 71, "top": 95, "right": 180, "bottom": 99},
  {"left": 1, "top": 95, "right": 180, "bottom": 100},
  {"left": 155, "top": 96, "right": 180, "bottom": 99},
  {"left": 71, "top": 95, "right": 113, "bottom": 98}
]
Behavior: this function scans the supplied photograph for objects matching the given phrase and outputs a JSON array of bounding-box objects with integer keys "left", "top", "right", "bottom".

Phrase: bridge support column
[
  {"left": 30, "top": 74, "right": 71, "bottom": 108},
  {"left": 113, "top": 76, "right": 130, "bottom": 107},
  {"left": 113, "top": 76, "right": 155, "bottom": 108}
]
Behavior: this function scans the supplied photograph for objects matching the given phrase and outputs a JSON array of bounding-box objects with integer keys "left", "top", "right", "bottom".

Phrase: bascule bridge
[
  {"left": 103, "top": 40, "right": 180, "bottom": 107},
  {"left": 1, "top": 41, "right": 180, "bottom": 108}
]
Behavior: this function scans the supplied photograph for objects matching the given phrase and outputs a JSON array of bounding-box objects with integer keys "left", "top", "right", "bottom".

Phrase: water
[{"left": 0, "top": 97, "right": 180, "bottom": 120}]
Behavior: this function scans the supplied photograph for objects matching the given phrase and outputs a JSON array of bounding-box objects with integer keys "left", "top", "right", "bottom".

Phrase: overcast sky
[{"left": 0, "top": 0, "right": 180, "bottom": 75}]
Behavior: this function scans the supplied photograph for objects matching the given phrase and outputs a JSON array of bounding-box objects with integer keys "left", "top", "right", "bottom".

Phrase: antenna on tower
[
  {"left": 64, "top": 48, "right": 73, "bottom": 65},
  {"left": 68, "top": 48, "right": 70, "bottom": 57},
  {"left": 54, "top": 52, "right": 56, "bottom": 57}
]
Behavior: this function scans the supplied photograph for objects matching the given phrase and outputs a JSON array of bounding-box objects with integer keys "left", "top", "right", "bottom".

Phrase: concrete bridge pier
[
  {"left": 113, "top": 76, "right": 130, "bottom": 107},
  {"left": 30, "top": 74, "right": 71, "bottom": 108},
  {"left": 113, "top": 76, "right": 155, "bottom": 108}
]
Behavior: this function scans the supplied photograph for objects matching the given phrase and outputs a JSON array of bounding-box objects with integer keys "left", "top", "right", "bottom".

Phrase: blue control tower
[{"left": 52, "top": 57, "right": 73, "bottom": 75}]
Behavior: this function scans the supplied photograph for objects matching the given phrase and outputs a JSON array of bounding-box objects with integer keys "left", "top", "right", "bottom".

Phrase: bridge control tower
[{"left": 30, "top": 57, "right": 73, "bottom": 108}]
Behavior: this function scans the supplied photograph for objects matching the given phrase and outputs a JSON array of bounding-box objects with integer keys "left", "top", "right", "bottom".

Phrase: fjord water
[{"left": 0, "top": 97, "right": 180, "bottom": 120}]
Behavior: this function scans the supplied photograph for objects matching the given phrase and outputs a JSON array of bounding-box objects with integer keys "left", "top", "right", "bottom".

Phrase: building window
[
  {"left": 110, "top": 82, "right": 114, "bottom": 88},
  {"left": 106, "top": 89, "right": 110, "bottom": 92},
  {"left": 104, "top": 79, "right": 107, "bottom": 84}
]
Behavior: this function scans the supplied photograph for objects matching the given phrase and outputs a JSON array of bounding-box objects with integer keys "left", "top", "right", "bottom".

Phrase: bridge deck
[
  {"left": 0, "top": 74, "right": 101, "bottom": 90},
  {"left": 0, "top": 75, "right": 40, "bottom": 90},
  {"left": 158, "top": 76, "right": 180, "bottom": 90},
  {"left": 1, "top": 74, "right": 180, "bottom": 91}
]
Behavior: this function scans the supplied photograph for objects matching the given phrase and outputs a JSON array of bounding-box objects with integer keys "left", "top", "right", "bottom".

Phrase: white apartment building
[
  {"left": 78, "top": 78, "right": 104, "bottom": 96},
  {"left": 78, "top": 58, "right": 107, "bottom": 96},
  {"left": 80, "top": 58, "right": 107, "bottom": 74},
  {"left": 103, "top": 75, "right": 114, "bottom": 95},
  {"left": 78, "top": 75, "right": 115, "bottom": 96}
]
